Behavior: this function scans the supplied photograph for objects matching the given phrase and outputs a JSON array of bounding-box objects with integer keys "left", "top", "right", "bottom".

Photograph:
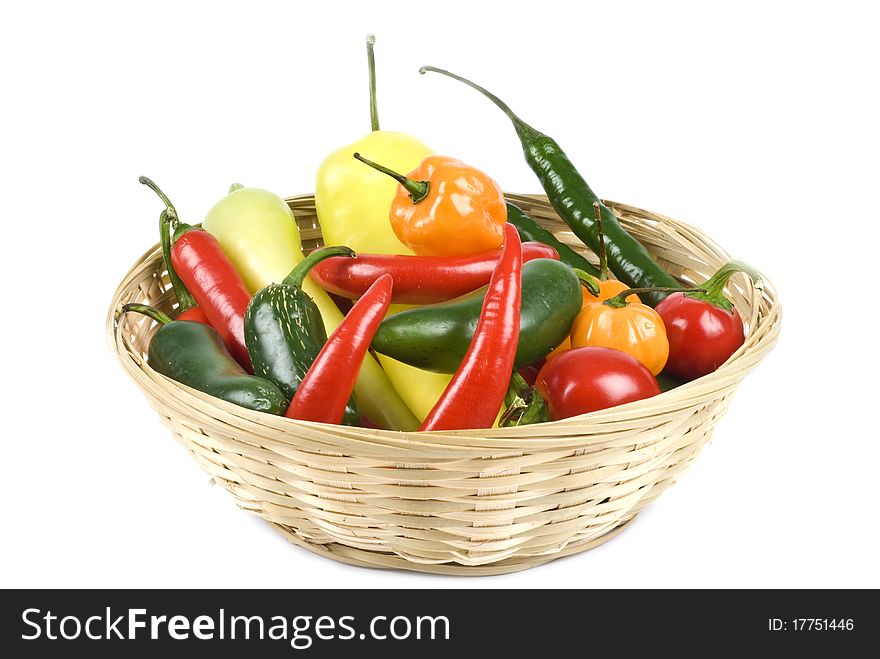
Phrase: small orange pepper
[
  {"left": 570, "top": 286, "right": 697, "bottom": 375},
  {"left": 354, "top": 153, "right": 506, "bottom": 256}
]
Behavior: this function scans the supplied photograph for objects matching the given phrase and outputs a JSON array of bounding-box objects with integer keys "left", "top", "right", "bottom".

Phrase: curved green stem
[
  {"left": 283, "top": 245, "right": 356, "bottom": 289},
  {"left": 122, "top": 303, "right": 173, "bottom": 326},
  {"left": 419, "top": 65, "right": 540, "bottom": 142},
  {"left": 353, "top": 152, "right": 430, "bottom": 203},
  {"left": 140, "top": 175, "right": 177, "bottom": 225},
  {"left": 604, "top": 286, "right": 705, "bottom": 309},
  {"left": 572, "top": 268, "right": 600, "bottom": 297},
  {"left": 593, "top": 201, "right": 609, "bottom": 280},
  {"left": 687, "top": 261, "right": 763, "bottom": 312},
  {"left": 367, "top": 34, "right": 379, "bottom": 132},
  {"left": 141, "top": 176, "right": 197, "bottom": 312},
  {"left": 159, "top": 210, "right": 198, "bottom": 312}
]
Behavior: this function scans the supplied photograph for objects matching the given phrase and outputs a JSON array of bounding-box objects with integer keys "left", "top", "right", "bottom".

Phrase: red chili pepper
[
  {"left": 286, "top": 274, "right": 394, "bottom": 424},
  {"left": 311, "top": 241, "right": 556, "bottom": 304},
  {"left": 171, "top": 227, "right": 253, "bottom": 372},
  {"left": 140, "top": 176, "right": 211, "bottom": 325},
  {"left": 420, "top": 223, "right": 523, "bottom": 431}
]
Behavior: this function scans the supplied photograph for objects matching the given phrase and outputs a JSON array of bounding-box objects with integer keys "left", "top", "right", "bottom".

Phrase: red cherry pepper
[
  {"left": 286, "top": 274, "right": 394, "bottom": 424},
  {"left": 536, "top": 347, "right": 661, "bottom": 419},
  {"left": 420, "top": 223, "right": 523, "bottom": 431},
  {"left": 655, "top": 261, "right": 763, "bottom": 381},
  {"left": 171, "top": 225, "right": 253, "bottom": 372},
  {"left": 310, "top": 241, "right": 557, "bottom": 304},
  {"left": 140, "top": 176, "right": 210, "bottom": 325}
]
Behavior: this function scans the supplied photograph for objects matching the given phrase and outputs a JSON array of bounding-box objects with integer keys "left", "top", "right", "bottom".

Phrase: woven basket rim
[{"left": 108, "top": 194, "right": 781, "bottom": 448}]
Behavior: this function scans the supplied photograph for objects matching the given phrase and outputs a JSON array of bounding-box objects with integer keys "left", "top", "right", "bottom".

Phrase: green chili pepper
[
  {"left": 244, "top": 246, "right": 360, "bottom": 426},
  {"left": 506, "top": 202, "right": 599, "bottom": 277},
  {"left": 122, "top": 304, "right": 286, "bottom": 414},
  {"left": 372, "top": 258, "right": 582, "bottom": 373},
  {"left": 420, "top": 67, "right": 680, "bottom": 307}
]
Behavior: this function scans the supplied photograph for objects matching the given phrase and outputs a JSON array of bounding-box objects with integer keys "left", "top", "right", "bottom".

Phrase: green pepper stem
[
  {"left": 572, "top": 268, "right": 600, "bottom": 297},
  {"left": 604, "top": 286, "right": 705, "bottom": 308},
  {"left": 366, "top": 34, "right": 379, "bottom": 132},
  {"left": 228, "top": 182, "right": 244, "bottom": 194},
  {"left": 686, "top": 260, "right": 764, "bottom": 312},
  {"left": 139, "top": 176, "right": 177, "bottom": 224},
  {"left": 141, "top": 176, "right": 198, "bottom": 312},
  {"left": 419, "top": 66, "right": 540, "bottom": 142},
  {"left": 353, "top": 152, "right": 430, "bottom": 203},
  {"left": 593, "top": 201, "right": 609, "bottom": 280},
  {"left": 159, "top": 211, "right": 198, "bottom": 312},
  {"left": 501, "top": 371, "right": 530, "bottom": 425},
  {"left": 122, "top": 303, "right": 173, "bottom": 326},
  {"left": 283, "top": 245, "right": 357, "bottom": 289}
]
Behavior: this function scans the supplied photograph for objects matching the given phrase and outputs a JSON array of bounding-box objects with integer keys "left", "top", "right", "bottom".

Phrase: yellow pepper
[
  {"left": 314, "top": 35, "right": 447, "bottom": 419},
  {"left": 202, "top": 184, "right": 419, "bottom": 431},
  {"left": 315, "top": 36, "right": 432, "bottom": 256},
  {"left": 378, "top": 304, "right": 452, "bottom": 423}
]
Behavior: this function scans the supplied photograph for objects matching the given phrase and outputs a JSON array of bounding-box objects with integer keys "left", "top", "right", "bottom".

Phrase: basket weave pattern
[{"left": 108, "top": 194, "right": 780, "bottom": 575}]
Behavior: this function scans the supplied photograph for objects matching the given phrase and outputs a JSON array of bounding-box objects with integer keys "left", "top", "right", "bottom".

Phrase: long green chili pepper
[
  {"left": 505, "top": 202, "right": 599, "bottom": 277},
  {"left": 420, "top": 66, "right": 680, "bottom": 307},
  {"left": 122, "top": 303, "right": 286, "bottom": 414}
]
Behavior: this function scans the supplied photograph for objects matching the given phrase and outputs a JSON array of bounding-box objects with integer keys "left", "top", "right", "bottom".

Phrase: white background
[{"left": 2, "top": 1, "right": 878, "bottom": 588}]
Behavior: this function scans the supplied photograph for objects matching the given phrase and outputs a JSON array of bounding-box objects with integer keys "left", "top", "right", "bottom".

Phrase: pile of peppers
[{"left": 121, "top": 35, "right": 765, "bottom": 430}]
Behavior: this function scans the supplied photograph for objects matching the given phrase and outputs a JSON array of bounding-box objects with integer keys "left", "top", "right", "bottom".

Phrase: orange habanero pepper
[
  {"left": 570, "top": 286, "right": 700, "bottom": 375},
  {"left": 354, "top": 153, "right": 506, "bottom": 257}
]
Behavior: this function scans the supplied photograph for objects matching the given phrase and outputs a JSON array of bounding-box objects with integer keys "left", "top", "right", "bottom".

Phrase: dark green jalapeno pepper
[
  {"left": 506, "top": 201, "right": 600, "bottom": 277},
  {"left": 244, "top": 246, "right": 360, "bottom": 426},
  {"left": 420, "top": 66, "right": 681, "bottom": 307},
  {"left": 372, "top": 258, "right": 583, "bottom": 373},
  {"left": 122, "top": 304, "right": 286, "bottom": 414}
]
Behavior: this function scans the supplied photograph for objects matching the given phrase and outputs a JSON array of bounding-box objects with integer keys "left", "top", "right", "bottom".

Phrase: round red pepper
[
  {"left": 655, "top": 261, "right": 763, "bottom": 380},
  {"left": 535, "top": 347, "right": 661, "bottom": 419}
]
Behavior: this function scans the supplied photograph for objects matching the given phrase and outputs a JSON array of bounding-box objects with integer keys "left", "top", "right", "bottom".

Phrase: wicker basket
[{"left": 107, "top": 193, "right": 780, "bottom": 575}]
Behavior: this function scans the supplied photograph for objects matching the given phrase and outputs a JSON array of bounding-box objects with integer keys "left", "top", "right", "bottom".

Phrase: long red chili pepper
[
  {"left": 171, "top": 227, "right": 253, "bottom": 372},
  {"left": 286, "top": 274, "right": 394, "bottom": 424},
  {"left": 311, "top": 241, "right": 556, "bottom": 304},
  {"left": 420, "top": 223, "right": 523, "bottom": 431}
]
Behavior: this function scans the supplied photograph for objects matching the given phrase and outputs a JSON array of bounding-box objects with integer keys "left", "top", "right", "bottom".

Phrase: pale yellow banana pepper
[
  {"left": 314, "top": 35, "right": 451, "bottom": 421},
  {"left": 202, "top": 185, "right": 419, "bottom": 431}
]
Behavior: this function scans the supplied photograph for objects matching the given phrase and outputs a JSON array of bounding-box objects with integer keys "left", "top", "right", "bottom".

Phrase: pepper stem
[
  {"left": 501, "top": 371, "right": 531, "bottom": 426},
  {"left": 604, "top": 286, "right": 705, "bottom": 309},
  {"left": 501, "top": 371, "right": 549, "bottom": 427},
  {"left": 367, "top": 34, "right": 379, "bottom": 132},
  {"left": 686, "top": 261, "right": 764, "bottom": 312},
  {"left": 141, "top": 176, "right": 198, "bottom": 313},
  {"left": 283, "top": 245, "right": 357, "bottom": 289},
  {"left": 139, "top": 176, "right": 177, "bottom": 224},
  {"left": 593, "top": 201, "right": 609, "bottom": 280},
  {"left": 572, "top": 268, "right": 600, "bottom": 297},
  {"left": 122, "top": 303, "right": 173, "bottom": 326},
  {"left": 228, "top": 183, "right": 244, "bottom": 194},
  {"left": 419, "top": 65, "right": 540, "bottom": 142},
  {"left": 353, "top": 152, "right": 430, "bottom": 203}
]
